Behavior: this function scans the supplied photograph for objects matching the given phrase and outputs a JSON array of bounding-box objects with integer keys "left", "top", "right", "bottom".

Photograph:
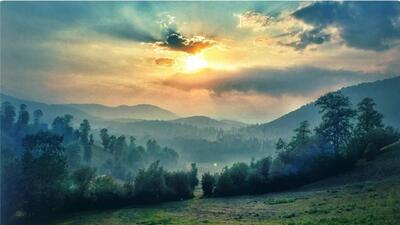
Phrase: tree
[
  {"left": 134, "top": 161, "right": 168, "bottom": 203},
  {"left": 33, "top": 109, "right": 43, "bottom": 126},
  {"left": 275, "top": 138, "right": 286, "bottom": 151},
  {"left": 315, "top": 91, "right": 356, "bottom": 153},
  {"left": 108, "top": 135, "right": 117, "bottom": 153},
  {"left": 72, "top": 166, "right": 96, "bottom": 197},
  {"left": 83, "top": 144, "right": 92, "bottom": 164},
  {"left": 114, "top": 135, "right": 127, "bottom": 160},
  {"left": 65, "top": 142, "right": 81, "bottom": 169},
  {"left": 356, "top": 97, "right": 383, "bottom": 135},
  {"left": 20, "top": 131, "right": 67, "bottom": 215},
  {"left": 79, "top": 120, "right": 92, "bottom": 163},
  {"left": 189, "top": 163, "right": 199, "bottom": 188},
  {"left": 201, "top": 172, "right": 216, "bottom": 196},
  {"left": 52, "top": 114, "right": 74, "bottom": 143},
  {"left": 292, "top": 120, "right": 311, "bottom": 146},
  {"left": 1, "top": 102, "right": 16, "bottom": 131},
  {"left": 79, "top": 119, "right": 91, "bottom": 145},
  {"left": 17, "top": 104, "right": 30, "bottom": 126},
  {"left": 100, "top": 128, "right": 110, "bottom": 151},
  {"left": 129, "top": 136, "right": 136, "bottom": 150}
]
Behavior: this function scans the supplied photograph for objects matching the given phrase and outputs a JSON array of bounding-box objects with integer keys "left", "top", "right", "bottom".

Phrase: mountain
[
  {"left": 0, "top": 94, "right": 95, "bottom": 125},
  {"left": 171, "top": 116, "right": 247, "bottom": 129},
  {"left": 66, "top": 103, "right": 179, "bottom": 121},
  {"left": 246, "top": 76, "right": 400, "bottom": 139}
]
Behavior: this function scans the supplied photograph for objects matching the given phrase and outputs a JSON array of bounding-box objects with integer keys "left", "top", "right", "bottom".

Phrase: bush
[
  {"left": 214, "top": 163, "right": 249, "bottom": 196},
  {"left": 165, "top": 171, "right": 194, "bottom": 199},
  {"left": 88, "top": 175, "right": 125, "bottom": 208},
  {"left": 71, "top": 166, "right": 96, "bottom": 197},
  {"left": 134, "top": 161, "right": 168, "bottom": 203},
  {"left": 201, "top": 172, "right": 216, "bottom": 196},
  {"left": 134, "top": 161, "right": 196, "bottom": 203}
]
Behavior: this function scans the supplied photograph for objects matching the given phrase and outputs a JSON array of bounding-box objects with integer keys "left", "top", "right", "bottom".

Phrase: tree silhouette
[
  {"left": 356, "top": 97, "right": 383, "bottom": 135},
  {"left": 315, "top": 91, "right": 356, "bottom": 153}
]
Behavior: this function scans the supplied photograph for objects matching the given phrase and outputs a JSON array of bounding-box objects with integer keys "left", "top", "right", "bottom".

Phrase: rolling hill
[
  {"left": 67, "top": 103, "right": 179, "bottom": 121},
  {"left": 245, "top": 76, "right": 400, "bottom": 139},
  {"left": 171, "top": 116, "right": 247, "bottom": 129},
  {"left": 0, "top": 93, "right": 96, "bottom": 125}
]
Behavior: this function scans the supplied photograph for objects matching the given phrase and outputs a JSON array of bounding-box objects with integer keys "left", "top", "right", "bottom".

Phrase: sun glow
[{"left": 185, "top": 55, "right": 207, "bottom": 72}]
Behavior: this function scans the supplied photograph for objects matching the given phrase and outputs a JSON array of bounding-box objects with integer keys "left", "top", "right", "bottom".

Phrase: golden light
[{"left": 185, "top": 54, "right": 207, "bottom": 72}]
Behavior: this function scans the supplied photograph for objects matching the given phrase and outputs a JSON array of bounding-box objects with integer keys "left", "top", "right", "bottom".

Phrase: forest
[{"left": 1, "top": 91, "right": 399, "bottom": 224}]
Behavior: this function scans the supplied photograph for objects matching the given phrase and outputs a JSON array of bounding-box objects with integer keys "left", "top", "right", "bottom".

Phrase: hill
[
  {"left": 67, "top": 103, "right": 179, "bottom": 121},
  {"left": 0, "top": 94, "right": 95, "bottom": 125},
  {"left": 246, "top": 76, "right": 400, "bottom": 139},
  {"left": 172, "top": 116, "right": 247, "bottom": 129}
]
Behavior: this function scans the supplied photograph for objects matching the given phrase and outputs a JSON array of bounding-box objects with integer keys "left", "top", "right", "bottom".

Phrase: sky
[{"left": 1, "top": 1, "right": 400, "bottom": 123}]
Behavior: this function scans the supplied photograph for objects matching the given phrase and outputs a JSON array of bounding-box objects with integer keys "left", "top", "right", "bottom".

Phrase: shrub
[
  {"left": 201, "top": 172, "right": 216, "bottom": 196},
  {"left": 88, "top": 175, "right": 125, "bottom": 208},
  {"left": 165, "top": 171, "right": 194, "bottom": 199}
]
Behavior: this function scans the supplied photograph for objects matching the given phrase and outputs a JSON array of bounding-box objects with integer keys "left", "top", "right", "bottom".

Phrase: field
[{"left": 47, "top": 142, "right": 400, "bottom": 225}]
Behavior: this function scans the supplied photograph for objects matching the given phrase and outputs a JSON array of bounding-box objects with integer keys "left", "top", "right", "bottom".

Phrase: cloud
[
  {"left": 155, "top": 58, "right": 174, "bottom": 66},
  {"left": 236, "top": 11, "right": 271, "bottom": 32},
  {"left": 280, "top": 27, "right": 331, "bottom": 50},
  {"left": 155, "top": 30, "right": 216, "bottom": 54},
  {"left": 162, "top": 67, "right": 391, "bottom": 97},
  {"left": 292, "top": 2, "right": 400, "bottom": 51}
]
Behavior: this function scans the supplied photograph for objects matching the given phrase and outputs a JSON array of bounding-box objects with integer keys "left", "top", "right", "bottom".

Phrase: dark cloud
[
  {"left": 293, "top": 2, "right": 400, "bottom": 51},
  {"left": 156, "top": 30, "right": 216, "bottom": 54},
  {"left": 155, "top": 58, "right": 174, "bottom": 66},
  {"left": 164, "top": 67, "right": 391, "bottom": 97},
  {"left": 281, "top": 28, "right": 331, "bottom": 50}
]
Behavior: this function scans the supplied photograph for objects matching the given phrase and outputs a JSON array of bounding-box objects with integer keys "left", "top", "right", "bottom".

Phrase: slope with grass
[{"left": 46, "top": 141, "right": 400, "bottom": 225}]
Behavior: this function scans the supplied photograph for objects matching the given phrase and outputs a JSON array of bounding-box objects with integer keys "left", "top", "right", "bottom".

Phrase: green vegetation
[
  {"left": 0, "top": 102, "right": 187, "bottom": 224},
  {"left": 202, "top": 93, "right": 399, "bottom": 197},
  {"left": 1, "top": 92, "right": 399, "bottom": 225},
  {"left": 46, "top": 175, "right": 400, "bottom": 225}
]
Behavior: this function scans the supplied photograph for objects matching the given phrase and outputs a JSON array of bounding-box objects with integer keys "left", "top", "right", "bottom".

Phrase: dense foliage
[
  {"left": 0, "top": 102, "right": 188, "bottom": 224},
  {"left": 1, "top": 92, "right": 399, "bottom": 224},
  {"left": 202, "top": 92, "right": 399, "bottom": 197}
]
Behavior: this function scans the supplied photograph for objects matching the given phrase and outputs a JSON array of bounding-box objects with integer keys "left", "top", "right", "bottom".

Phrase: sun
[{"left": 185, "top": 54, "right": 207, "bottom": 72}]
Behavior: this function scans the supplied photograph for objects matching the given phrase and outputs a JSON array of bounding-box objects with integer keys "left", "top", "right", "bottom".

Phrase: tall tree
[
  {"left": 52, "top": 114, "right": 74, "bottom": 143},
  {"left": 17, "top": 104, "right": 30, "bottom": 126},
  {"left": 79, "top": 119, "right": 91, "bottom": 145},
  {"left": 33, "top": 109, "right": 43, "bottom": 126},
  {"left": 189, "top": 163, "right": 199, "bottom": 188},
  {"left": 114, "top": 135, "right": 127, "bottom": 160},
  {"left": 79, "top": 120, "right": 92, "bottom": 163},
  {"left": 275, "top": 138, "right": 286, "bottom": 151},
  {"left": 100, "top": 128, "right": 110, "bottom": 151},
  {"left": 315, "top": 91, "right": 356, "bottom": 152},
  {"left": 0, "top": 102, "right": 16, "bottom": 131},
  {"left": 292, "top": 120, "right": 311, "bottom": 147},
  {"left": 356, "top": 97, "right": 383, "bottom": 135}
]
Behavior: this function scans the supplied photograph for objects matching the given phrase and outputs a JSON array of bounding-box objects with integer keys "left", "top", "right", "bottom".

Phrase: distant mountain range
[
  {"left": 66, "top": 103, "right": 179, "bottom": 121},
  {"left": 246, "top": 76, "right": 400, "bottom": 139},
  {"left": 0, "top": 94, "right": 246, "bottom": 130},
  {"left": 2, "top": 76, "right": 399, "bottom": 140},
  {"left": 0, "top": 94, "right": 95, "bottom": 125},
  {"left": 171, "top": 116, "right": 247, "bottom": 129}
]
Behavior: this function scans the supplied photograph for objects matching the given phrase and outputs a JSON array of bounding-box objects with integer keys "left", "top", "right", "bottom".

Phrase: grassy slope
[{"left": 50, "top": 142, "right": 400, "bottom": 225}]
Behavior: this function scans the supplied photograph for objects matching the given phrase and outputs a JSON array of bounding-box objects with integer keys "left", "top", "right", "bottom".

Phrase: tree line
[
  {"left": 0, "top": 102, "right": 192, "bottom": 224},
  {"left": 200, "top": 93, "right": 399, "bottom": 197}
]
